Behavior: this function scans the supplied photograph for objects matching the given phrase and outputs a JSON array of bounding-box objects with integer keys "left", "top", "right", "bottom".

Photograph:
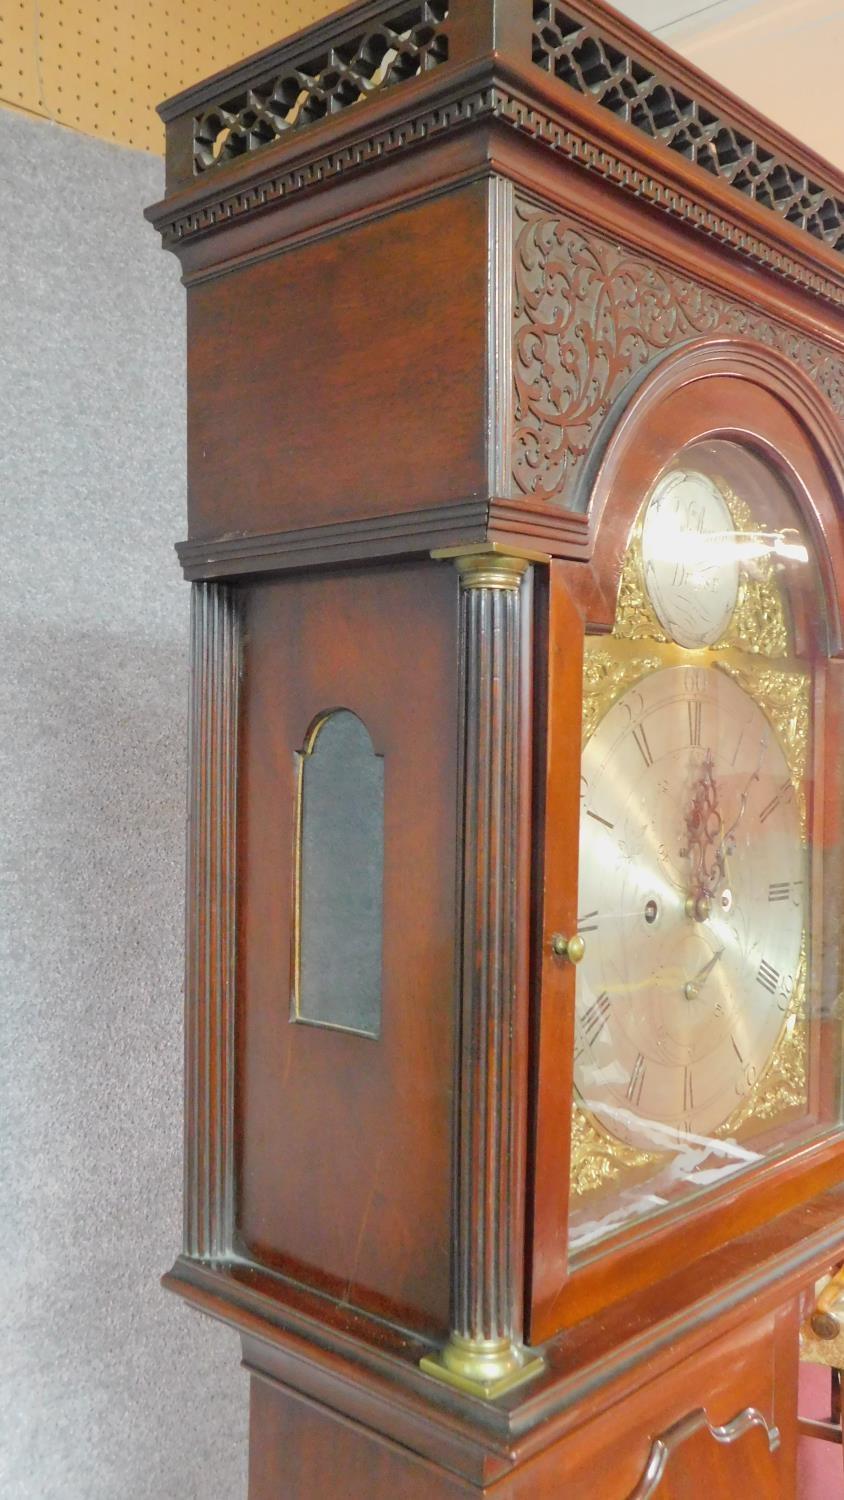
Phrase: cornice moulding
[
  {"left": 147, "top": 74, "right": 844, "bottom": 311},
  {"left": 147, "top": 0, "right": 844, "bottom": 309}
]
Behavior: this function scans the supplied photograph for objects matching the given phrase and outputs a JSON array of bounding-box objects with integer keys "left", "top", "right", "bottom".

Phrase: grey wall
[{"left": 0, "top": 109, "right": 247, "bottom": 1498}]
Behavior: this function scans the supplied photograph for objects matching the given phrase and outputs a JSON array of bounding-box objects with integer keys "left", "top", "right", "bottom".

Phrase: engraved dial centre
[{"left": 575, "top": 664, "right": 805, "bottom": 1146}]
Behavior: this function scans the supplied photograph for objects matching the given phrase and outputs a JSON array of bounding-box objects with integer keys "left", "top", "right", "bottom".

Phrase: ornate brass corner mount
[{"left": 420, "top": 1334, "right": 544, "bottom": 1401}]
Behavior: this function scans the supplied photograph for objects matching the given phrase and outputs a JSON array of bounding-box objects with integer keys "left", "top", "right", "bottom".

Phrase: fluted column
[
  {"left": 183, "top": 581, "right": 241, "bottom": 1261},
  {"left": 421, "top": 552, "right": 543, "bottom": 1400}
]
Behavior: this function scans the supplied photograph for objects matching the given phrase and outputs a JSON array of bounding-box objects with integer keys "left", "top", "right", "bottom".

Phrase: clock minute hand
[
  {"left": 683, "top": 947, "right": 724, "bottom": 1002},
  {"left": 705, "top": 734, "right": 769, "bottom": 895}
]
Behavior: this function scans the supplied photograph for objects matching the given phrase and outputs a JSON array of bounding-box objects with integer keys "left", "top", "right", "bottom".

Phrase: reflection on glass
[
  {"left": 569, "top": 440, "right": 839, "bottom": 1258},
  {"left": 294, "top": 709, "right": 384, "bottom": 1039}
]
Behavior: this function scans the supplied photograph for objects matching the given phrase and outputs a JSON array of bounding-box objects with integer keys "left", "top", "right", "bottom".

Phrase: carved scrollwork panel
[{"left": 512, "top": 200, "right": 844, "bottom": 507}]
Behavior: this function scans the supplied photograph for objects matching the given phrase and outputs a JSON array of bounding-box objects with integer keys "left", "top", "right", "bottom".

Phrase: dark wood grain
[
  {"left": 248, "top": 1376, "right": 477, "bottom": 1500},
  {"left": 526, "top": 566, "right": 583, "bottom": 1345},
  {"left": 185, "top": 184, "right": 488, "bottom": 543},
  {"left": 243, "top": 1300, "right": 796, "bottom": 1497},
  {"left": 234, "top": 559, "right": 458, "bottom": 1333}
]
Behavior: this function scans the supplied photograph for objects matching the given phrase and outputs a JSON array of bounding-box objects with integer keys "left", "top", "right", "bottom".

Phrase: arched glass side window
[{"left": 292, "top": 709, "right": 384, "bottom": 1038}]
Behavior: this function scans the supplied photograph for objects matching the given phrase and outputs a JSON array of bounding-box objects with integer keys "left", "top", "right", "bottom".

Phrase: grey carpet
[{"left": 0, "top": 109, "right": 247, "bottom": 1499}]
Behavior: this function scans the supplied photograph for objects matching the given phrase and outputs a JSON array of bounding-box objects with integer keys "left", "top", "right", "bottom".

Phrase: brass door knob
[{"left": 551, "top": 933, "right": 585, "bottom": 964}]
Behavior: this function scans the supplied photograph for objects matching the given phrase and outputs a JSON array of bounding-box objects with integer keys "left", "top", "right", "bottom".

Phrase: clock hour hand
[
  {"left": 682, "top": 947, "right": 724, "bottom": 1002},
  {"left": 681, "top": 751, "right": 723, "bottom": 910}
]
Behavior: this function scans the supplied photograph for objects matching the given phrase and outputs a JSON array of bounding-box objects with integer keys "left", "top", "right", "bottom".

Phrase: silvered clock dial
[
  {"left": 641, "top": 470, "right": 740, "bottom": 649},
  {"left": 574, "top": 663, "right": 805, "bottom": 1147}
]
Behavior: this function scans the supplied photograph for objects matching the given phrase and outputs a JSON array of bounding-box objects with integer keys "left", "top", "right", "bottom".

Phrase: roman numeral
[
  {"left": 627, "top": 1053, "right": 646, "bottom": 1107},
  {"left": 632, "top": 725, "right": 654, "bottom": 767},
  {"left": 759, "top": 779, "right": 793, "bottom": 824},
  {"left": 586, "top": 809, "right": 614, "bottom": 829},
  {"left": 683, "top": 1066, "right": 695, "bottom": 1113},
  {"left": 731, "top": 1034, "right": 744, "bottom": 1065},
  {"left": 688, "top": 701, "right": 702, "bottom": 748},
  {"left": 768, "top": 882, "right": 791, "bottom": 902},
  {"left": 757, "top": 958, "right": 780, "bottom": 995},
  {"left": 577, "top": 910, "right": 600, "bottom": 932},
  {"left": 582, "top": 992, "right": 611, "bottom": 1046}
]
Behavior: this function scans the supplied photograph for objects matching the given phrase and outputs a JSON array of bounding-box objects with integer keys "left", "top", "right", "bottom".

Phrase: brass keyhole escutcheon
[{"left": 551, "top": 933, "right": 585, "bottom": 964}]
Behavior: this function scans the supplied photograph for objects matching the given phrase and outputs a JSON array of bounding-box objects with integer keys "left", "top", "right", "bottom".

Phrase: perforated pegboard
[
  {"left": 0, "top": 0, "right": 335, "bottom": 153},
  {"left": 0, "top": 0, "right": 43, "bottom": 118}
]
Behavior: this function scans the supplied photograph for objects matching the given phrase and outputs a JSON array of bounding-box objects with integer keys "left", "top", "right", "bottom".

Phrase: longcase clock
[{"left": 148, "top": 1, "right": 844, "bottom": 1494}]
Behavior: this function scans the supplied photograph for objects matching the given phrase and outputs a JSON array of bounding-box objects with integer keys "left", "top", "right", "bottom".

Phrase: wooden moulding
[
  {"left": 147, "top": 0, "right": 844, "bottom": 309},
  {"left": 183, "top": 581, "right": 240, "bottom": 1261},
  {"left": 162, "top": 1183, "right": 844, "bottom": 1487}
]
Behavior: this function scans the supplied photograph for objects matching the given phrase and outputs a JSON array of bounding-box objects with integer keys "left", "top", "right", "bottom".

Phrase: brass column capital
[{"left": 453, "top": 553, "right": 531, "bottom": 590}]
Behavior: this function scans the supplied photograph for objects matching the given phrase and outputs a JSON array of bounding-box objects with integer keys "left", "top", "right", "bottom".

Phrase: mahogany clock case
[{"left": 145, "top": 0, "right": 844, "bottom": 1494}]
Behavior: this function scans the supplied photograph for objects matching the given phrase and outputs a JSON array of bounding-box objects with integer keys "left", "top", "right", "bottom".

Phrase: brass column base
[{"left": 420, "top": 1334, "right": 545, "bottom": 1401}]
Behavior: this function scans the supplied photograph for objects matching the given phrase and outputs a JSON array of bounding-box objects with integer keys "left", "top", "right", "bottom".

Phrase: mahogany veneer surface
[
  {"left": 247, "top": 1301, "right": 798, "bottom": 1498},
  {"left": 186, "top": 184, "right": 489, "bottom": 542},
  {"left": 236, "top": 560, "right": 458, "bottom": 1331}
]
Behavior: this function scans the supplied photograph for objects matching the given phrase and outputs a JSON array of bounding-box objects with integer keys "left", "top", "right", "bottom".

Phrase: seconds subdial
[{"left": 641, "top": 470, "right": 740, "bottom": 649}]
